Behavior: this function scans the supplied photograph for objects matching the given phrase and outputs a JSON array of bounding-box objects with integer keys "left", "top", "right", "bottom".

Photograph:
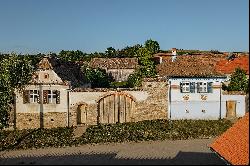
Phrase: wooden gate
[
  {"left": 226, "top": 100, "right": 237, "bottom": 118},
  {"left": 77, "top": 104, "right": 88, "bottom": 124},
  {"left": 97, "top": 93, "right": 135, "bottom": 124}
]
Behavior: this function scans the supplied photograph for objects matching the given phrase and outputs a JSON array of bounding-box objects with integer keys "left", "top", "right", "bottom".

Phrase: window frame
[
  {"left": 47, "top": 90, "right": 57, "bottom": 104},
  {"left": 197, "top": 82, "right": 208, "bottom": 93},
  {"left": 180, "top": 81, "right": 191, "bottom": 93},
  {"left": 29, "top": 90, "right": 38, "bottom": 103}
]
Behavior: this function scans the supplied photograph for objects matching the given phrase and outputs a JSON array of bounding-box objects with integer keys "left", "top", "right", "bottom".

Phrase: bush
[
  {"left": 110, "top": 81, "right": 128, "bottom": 88},
  {"left": 0, "top": 119, "right": 233, "bottom": 151}
]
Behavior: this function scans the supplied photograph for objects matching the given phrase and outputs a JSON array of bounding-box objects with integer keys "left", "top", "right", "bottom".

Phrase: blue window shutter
[
  {"left": 208, "top": 82, "right": 213, "bottom": 93},
  {"left": 190, "top": 82, "right": 195, "bottom": 93}
]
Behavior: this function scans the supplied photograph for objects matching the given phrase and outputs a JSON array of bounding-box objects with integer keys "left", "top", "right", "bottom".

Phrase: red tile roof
[
  {"left": 156, "top": 54, "right": 226, "bottom": 77},
  {"left": 210, "top": 113, "right": 249, "bottom": 165},
  {"left": 215, "top": 55, "right": 249, "bottom": 75},
  {"left": 89, "top": 58, "right": 138, "bottom": 69}
]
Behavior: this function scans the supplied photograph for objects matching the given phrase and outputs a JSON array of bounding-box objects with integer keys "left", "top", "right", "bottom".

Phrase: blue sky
[{"left": 0, "top": 0, "right": 249, "bottom": 54}]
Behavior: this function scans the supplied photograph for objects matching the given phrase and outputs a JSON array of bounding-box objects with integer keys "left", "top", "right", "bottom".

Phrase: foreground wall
[{"left": 69, "top": 81, "right": 168, "bottom": 126}]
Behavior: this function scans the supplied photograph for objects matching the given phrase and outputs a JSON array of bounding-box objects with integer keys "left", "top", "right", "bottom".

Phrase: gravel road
[{"left": 0, "top": 138, "right": 226, "bottom": 165}]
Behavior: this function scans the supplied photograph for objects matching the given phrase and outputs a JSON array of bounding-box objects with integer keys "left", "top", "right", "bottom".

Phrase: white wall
[
  {"left": 16, "top": 84, "right": 69, "bottom": 113},
  {"left": 221, "top": 95, "right": 246, "bottom": 117},
  {"left": 168, "top": 77, "right": 225, "bottom": 120}
]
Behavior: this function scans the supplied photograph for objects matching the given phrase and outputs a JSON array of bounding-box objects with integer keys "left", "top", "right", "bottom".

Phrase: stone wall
[
  {"left": 134, "top": 81, "right": 168, "bottom": 121},
  {"left": 69, "top": 81, "right": 168, "bottom": 126},
  {"left": 16, "top": 113, "right": 40, "bottom": 129},
  {"left": 16, "top": 112, "right": 67, "bottom": 130},
  {"left": 43, "top": 112, "right": 67, "bottom": 128}
]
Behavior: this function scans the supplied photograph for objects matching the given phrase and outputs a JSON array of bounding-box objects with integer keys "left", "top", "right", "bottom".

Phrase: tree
[
  {"left": 144, "top": 39, "right": 160, "bottom": 55},
  {"left": 58, "top": 50, "right": 87, "bottom": 61},
  {"left": 127, "top": 70, "right": 142, "bottom": 88},
  {"left": 105, "top": 47, "right": 117, "bottom": 58},
  {"left": 118, "top": 44, "right": 142, "bottom": 57},
  {"left": 223, "top": 67, "right": 249, "bottom": 93},
  {"left": 0, "top": 54, "right": 34, "bottom": 129},
  {"left": 82, "top": 65, "right": 112, "bottom": 88},
  {"left": 136, "top": 47, "right": 157, "bottom": 78}
]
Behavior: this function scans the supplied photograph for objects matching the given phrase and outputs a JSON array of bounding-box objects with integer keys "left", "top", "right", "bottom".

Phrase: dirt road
[{"left": 0, "top": 138, "right": 225, "bottom": 165}]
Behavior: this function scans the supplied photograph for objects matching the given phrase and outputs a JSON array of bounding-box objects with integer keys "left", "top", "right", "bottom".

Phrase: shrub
[{"left": 0, "top": 119, "right": 233, "bottom": 151}]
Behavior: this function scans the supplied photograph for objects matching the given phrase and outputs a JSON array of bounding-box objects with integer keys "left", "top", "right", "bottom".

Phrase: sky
[{"left": 0, "top": 0, "right": 249, "bottom": 54}]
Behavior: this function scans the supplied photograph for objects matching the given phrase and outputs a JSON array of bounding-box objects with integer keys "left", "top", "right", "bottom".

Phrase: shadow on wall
[{"left": 0, "top": 151, "right": 226, "bottom": 165}]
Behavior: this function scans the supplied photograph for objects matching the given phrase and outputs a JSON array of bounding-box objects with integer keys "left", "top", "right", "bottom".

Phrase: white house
[
  {"left": 157, "top": 53, "right": 247, "bottom": 120},
  {"left": 168, "top": 76, "right": 226, "bottom": 120}
]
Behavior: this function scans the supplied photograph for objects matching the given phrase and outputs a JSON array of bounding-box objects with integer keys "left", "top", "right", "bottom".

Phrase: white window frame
[
  {"left": 197, "top": 82, "right": 208, "bottom": 93},
  {"left": 181, "top": 81, "right": 190, "bottom": 93},
  {"left": 48, "top": 90, "right": 57, "bottom": 104},
  {"left": 29, "top": 90, "right": 38, "bottom": 103}
]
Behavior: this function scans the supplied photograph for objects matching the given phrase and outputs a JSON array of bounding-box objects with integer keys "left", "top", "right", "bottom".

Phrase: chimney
[
  {"left": 171, "top": 48, "right": 177, "bottom": 62},
  {"left": 172, "top": 48, "right": 177, "bottom": 56}
]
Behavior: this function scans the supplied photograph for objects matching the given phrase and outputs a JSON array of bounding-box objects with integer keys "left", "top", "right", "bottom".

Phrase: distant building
[{"left": 89, "top": 58, "right": 138, "bottom": 82}]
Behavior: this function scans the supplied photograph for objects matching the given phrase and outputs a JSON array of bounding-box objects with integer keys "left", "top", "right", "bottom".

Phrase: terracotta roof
[
  {"left": 156, "top": 54, "right": 226, "bottom": 77},
  {"left": 89, "top": 58, "right": 138, "bottom": 69},
  {"left": 210, "top": 113, "right": 249, "bottom": 165},
  {"left": 215, "top": 55, "right": 249, "bottom": 75}
]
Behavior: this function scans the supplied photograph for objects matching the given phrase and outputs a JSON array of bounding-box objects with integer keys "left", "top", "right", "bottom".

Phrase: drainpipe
[
  {"left": 39, "top": 84, "right": 44, "bottom": 128},
  {"left": 219, "top": 81, "right": 222, "bottom": 119},
  {"left": 168, "top": 80, "right": 171, "bottom": 120},
  {"left": 67, "top": 89, "right": 70, "bottom": 127}
]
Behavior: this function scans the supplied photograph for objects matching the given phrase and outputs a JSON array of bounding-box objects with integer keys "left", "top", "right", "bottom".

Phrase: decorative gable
[{"left": 37, "top": 57, "right": 53, "bottom": 70}]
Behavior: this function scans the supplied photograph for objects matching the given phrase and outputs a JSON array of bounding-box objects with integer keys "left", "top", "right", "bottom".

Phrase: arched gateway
[{"left": 97, "top": 92, "right": 135, "bottom": 124}]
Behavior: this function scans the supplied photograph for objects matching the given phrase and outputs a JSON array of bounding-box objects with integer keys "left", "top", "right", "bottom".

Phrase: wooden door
[
  {"left": 98, "top": 93, "right": 134, "bottom": 124},
  {"left": 226, "top": 100, "right": 236, "bottom": 118}
]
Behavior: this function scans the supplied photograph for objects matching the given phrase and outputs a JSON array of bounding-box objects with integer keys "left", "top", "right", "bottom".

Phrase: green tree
[
  {"left": 223, "top": 68, "right": 249, "bottom": 93},
  {"left": 144, "top": 39, "right": 160, "bottom": 54},
  {"left": 0, "top": 54, "right": 34, "bottom": 129},
  {"left": 127, "top": 70, "right": 142, "bottom": 88},
  {"left": 105, "top": 47, "right": 117, "bottom": 58},
  {"left": 118, "top": 44, "right": 142, "bottom": 57},
  {"left": 58, "top": 50, "right": 87, "bottom": 61},
  {"left": 136, "top": 47, "right": 157, "bottom": 77},
  {"left": 82, "top": 65, "right": 112, "bottom": 88}
]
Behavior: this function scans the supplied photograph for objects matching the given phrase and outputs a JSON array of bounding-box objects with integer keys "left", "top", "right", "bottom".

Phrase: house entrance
[
  {"left": 97, "top": 93, "right": 135, "bottom": 124},
  {"left": 77, "top": 104, "right": 88, "bottom": 124},
  {"left": 226, "top": 100, "right": 237, "bottom": 118}
]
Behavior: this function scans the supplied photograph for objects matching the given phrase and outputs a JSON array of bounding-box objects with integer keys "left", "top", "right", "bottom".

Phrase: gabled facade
[{"left": 15, "top": 57, "right": 70, "bottom": 129}]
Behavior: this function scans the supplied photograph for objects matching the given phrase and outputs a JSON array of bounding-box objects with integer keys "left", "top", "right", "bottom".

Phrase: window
[
  {"left": 43, "top": 90, "right": 60, "bottom": 104},
  {"left": 48, "top": 90, "right": 57, "bottom": 104},
  {"left": 29, "top": 90, "right": 38, "bottom": 103},
  {"left": 197, "top": 82, "right": 213, "bottom": 93},
  {"left": 44, "top": 73, "right": 49, "bottom": 79},
  {"left": 197, "top": 82, "right": 208, "bottom": 93},
  {"left": 23, "top": 90, "right": 40, "bottom": 104},
  {"left": 180, "top": 81, "right": 195, "bottom": 93}
]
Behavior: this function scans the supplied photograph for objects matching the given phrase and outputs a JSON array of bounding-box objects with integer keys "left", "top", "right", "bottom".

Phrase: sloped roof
[
  {"left": 89, "top": 58, "right": 138, "bottom": 69},
  {"left": 215, "top": 55, "right": 249, "bottom": 75},
  {"left": 34, "top": 57, "right": 88, "bottom": 88},
  {"left": 37, "top": 56, "right": 53, "bottom": 70},
  {"left": 210, "top": 113, "right": 249, "bottom": 165},
  {"left": 156, "top": 55, "right": 226, "bottom": 77}
]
